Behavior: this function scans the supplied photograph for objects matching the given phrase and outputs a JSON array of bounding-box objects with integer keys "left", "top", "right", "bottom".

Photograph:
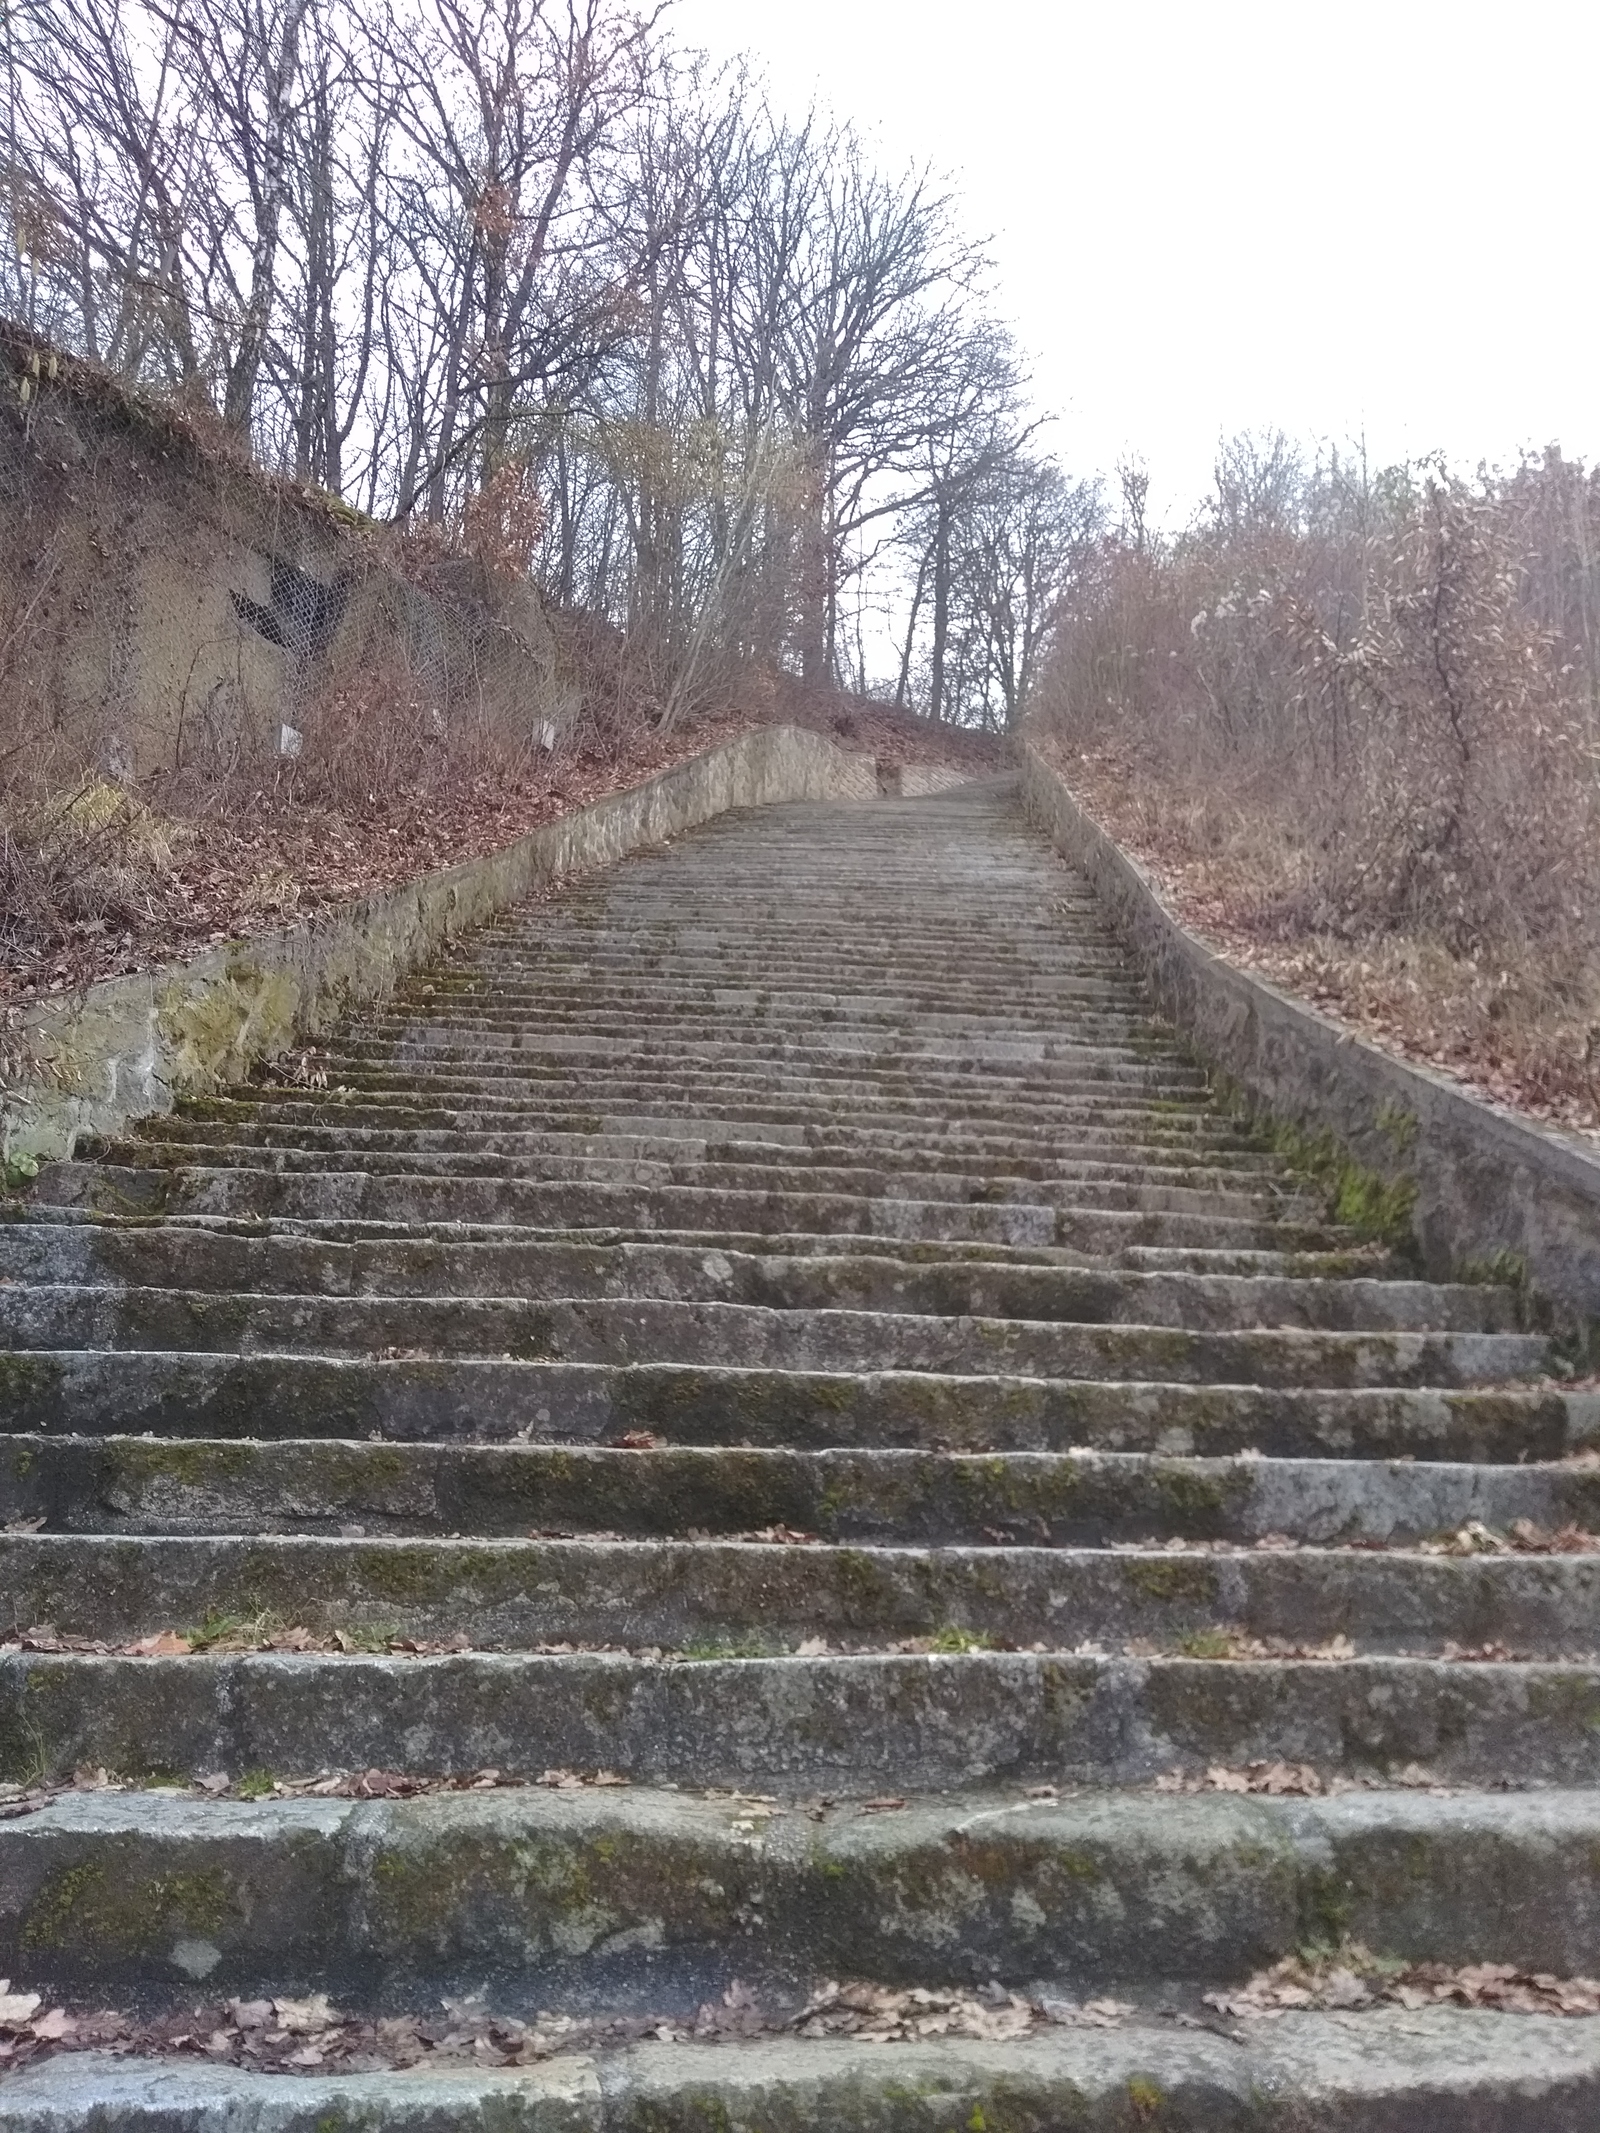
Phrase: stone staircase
[{"left": 1, "top": 773, "right": 1599, "bottom": 2125}]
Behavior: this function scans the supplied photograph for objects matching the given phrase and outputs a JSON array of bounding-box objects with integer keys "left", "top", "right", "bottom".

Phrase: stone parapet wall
[
  {"left": 1021, "top": 741, "right": 1600, "bottom": 1340},
  {"left": 8, "top": 726, "right": 878, "bottom": 1163}
]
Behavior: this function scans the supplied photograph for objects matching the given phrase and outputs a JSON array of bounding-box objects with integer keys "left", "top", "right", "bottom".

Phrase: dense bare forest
[{"left": 1, "top": 0, "right": 1093, "bottom": 730}]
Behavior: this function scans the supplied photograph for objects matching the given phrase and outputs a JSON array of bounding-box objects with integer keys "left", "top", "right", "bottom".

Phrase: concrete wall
[
  {"left": 1, "top": 362, "right": 575, "bottom": 786},
  {"left": 1021, "top": 742, "right": 1600, "bottom": 1342},
  {"left": 9, "top": 727, "right": 878, "bottom": 1164}
]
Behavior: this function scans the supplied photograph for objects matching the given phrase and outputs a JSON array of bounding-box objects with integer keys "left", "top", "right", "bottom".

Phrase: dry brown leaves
[
  {"left": 1207, "top": 1944, "right": 1600, "bottom": 2020},
  {"left": 1420, "top": 1520, "right": 1600, "bottom": 1556},
  {"left": 0, "top": 1971, "right": 1106, "bottom": 2076},
  {"left": 1048, "top": 742, "right": 1600, "bottom": 1143},
  {"left": 793, "top": 1981, "right": 1034, "bottom": 2043},
  {"left": 1155, "top": 1760, "right": 1450, "bottom": 1799}
]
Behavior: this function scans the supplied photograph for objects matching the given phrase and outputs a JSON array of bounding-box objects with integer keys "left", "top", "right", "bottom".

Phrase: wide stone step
[
  {"left": 5, "top": 1648, "right": 1600, "bottom": 1791},
  {"left": 0, "top": 1532, "right": 1591, "bottom": 1655},
  {"left": 8, "top": 1435, "right": 1597, "bottom": 1545},
  {"left": 0, "top": 1231, "right": 1495, "bottom": 1333},
  {"left": 326, "top": 1039, "right": 1207, "bottom": 1090},
  {"left": 0, "top": 1290, "right": 1542, "bottom": 1385},
  {"left": 6, "top": 2017, "right": 1598, "bottom": 2133},
  {"left": 4, "top": 1354, "right": 1587, "bottom": 1461},
  {"left": 367, "top": 1001, "right": 1165, "bottom": 1038},
  {"left": 176, "top": 1096, "right": 1258, "bottom": 1157},
  {"left": 28, "top": 1166, "right": 1343, "bottom": 1249},
  {"left": 236, "top": 1084, "right": 1247, "bottom": 1145},
  {"left": 78, "top": 1140, "right": 1309, "bottom": 1212},
  {"left": 131, "top": 1121, "right": 1283, "bottom": 1183},
  {"left": 2, "top": 1785, "right": 1596, "bottom": 2005}
]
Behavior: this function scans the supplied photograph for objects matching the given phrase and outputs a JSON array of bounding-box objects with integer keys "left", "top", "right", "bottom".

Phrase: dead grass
[{"left": 3, "top": 689, "right": 996, "bottom": 1007}]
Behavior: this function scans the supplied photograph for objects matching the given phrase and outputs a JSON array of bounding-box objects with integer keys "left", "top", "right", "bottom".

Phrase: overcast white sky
[{"left": 670, "top": 0, "right": 1598, "bottom": 523}]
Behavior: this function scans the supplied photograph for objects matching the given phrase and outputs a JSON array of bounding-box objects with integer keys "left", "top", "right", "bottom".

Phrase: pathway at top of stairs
[{"left": 1, "top": 772, "right": 1597, "bottom": 2129}]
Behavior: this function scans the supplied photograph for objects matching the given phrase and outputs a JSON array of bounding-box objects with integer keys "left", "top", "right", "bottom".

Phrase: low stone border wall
[
  {"left": 7, "top": 726, "right": 877, "bottom": 1164},
  {"left": 1021, "top": 741, "right": 1600, "bottom": 1340}
]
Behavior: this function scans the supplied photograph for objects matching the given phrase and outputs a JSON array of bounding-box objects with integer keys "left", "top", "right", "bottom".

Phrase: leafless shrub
[{"left": 1039, "top": 441, "right": 1600, "bottom": 1122}]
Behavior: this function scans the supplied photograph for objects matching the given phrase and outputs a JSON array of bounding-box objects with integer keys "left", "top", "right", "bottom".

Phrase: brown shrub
[{"left": 1038, "top": 443, "right": 1600, "bottom": 1127}]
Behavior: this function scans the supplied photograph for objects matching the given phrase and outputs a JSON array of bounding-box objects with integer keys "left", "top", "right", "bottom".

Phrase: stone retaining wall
[
  {"left": 7, "top": 726, "right": 878, "bottom": 1164},
  {"left": 1021, "top": 741, "right": 1600, "bottom": 1340}
]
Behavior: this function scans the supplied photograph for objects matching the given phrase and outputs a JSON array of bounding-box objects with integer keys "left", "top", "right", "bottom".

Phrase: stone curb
[
  {"left": 8, "top": 729, "right": 879, "bottom": 1165},
  {"left": 1019, "top": 742, "right": 1600, "bottom": 1338}
]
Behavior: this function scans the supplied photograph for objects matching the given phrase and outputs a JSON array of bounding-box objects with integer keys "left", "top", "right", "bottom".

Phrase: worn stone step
[
  {"left": 0, "top": 1232, "right": 1488, "bottom": 1333},
  {"left": 3, "top": 1354, "right": 1587, "bottom": 1461},
  {"left": 365, "top": 1003, "right": 1166, "bottom": 1041},
  {"left": 26, "top": 1167, "right": 1345, "bottom": 1250},
  {"left": 128, "top": 1123, "right": 1284, "bottom": 1187},
  {"left": 323, "top": 1043, "right": 1208, "bottom": 1095},
  {"left": 175, "top": 1097, "right": 1258, "bottom": 1159},
  {"left": 230, "top": 1087, "right": 1254, "bottom": 1151},
  {"left": 5, "top": 1648, "right": 1600, "bottom": 1792},
  {"left": 8, "top": 1436, "right": 1598, "bottom": 1546},
  {"left": 0, "top": 1290, "right": 1541, "bottom": 1385},
  {"left": 77, "top": 1141, "right": 1310, "bottom": 1213},
  {"left": 0, "top": 1532, "right": 1591, "bottom": 1655},
  {"left": 2, "top": 1785, "right": 1596, "bottom": 2005},
  {"left": 5, "top": 2016, "right": 1599, "bottom": 2133}
]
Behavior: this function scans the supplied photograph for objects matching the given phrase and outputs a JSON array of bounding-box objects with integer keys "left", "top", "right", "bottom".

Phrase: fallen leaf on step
[
  {"left": 272, "top": 1995, "right": 337, "bottom": 2034},
  {"left": 125, "top": 1631, "right": 192, "bottom": 1657}
]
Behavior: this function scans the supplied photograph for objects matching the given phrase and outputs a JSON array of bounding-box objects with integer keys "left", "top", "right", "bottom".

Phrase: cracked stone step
[
  {"left": 5, "top": 1649, "right": 1600, "bottom": 1791},
  {"left": 0, "top": 1237, "right": 1501, "bottom": 1330},
  {"left": 0, "top": 1533, "right": 1593, "bottom": 1655},
  {"left": 0, "top": 1291, "right": 1544, "bottom": 1386},
  {"left": 3, "top": 1785, "right": 1598, "bottom": 2005},
  {"left": 7, "top": 1437, "right": 1600, "bottom": 1545},
  {"left": 24, "top": 1169, "right": 1351, "bottom": 1250},
  {"left": 0, "top": 1232, "right": 1496, "bottom": 1333},
  {"left": 72, "top": 1144, "right": 1318, "bottom": 1213},
  {"left": 11, "top": 1205, "right": 1396, "bottom": 1281},
  {"left": 116, "top": 1130, "right": 1291, "bottom": 1194},
  {"left": 2, "top": 1355, "right": 1589, "bottom": 1462},
  {"left": 163, "top": 1103, "right": 1262, "bottom": 1161}
]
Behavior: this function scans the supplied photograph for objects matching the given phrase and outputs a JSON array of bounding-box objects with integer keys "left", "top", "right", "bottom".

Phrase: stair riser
[
  {"left": 4, "top": 1652, "right": 1598, "bottom": 1790},
  {"left": 36, "top": 1170, "right": 1340, "bottom": 1249},
  {"left": 2, "top": 1355, "right": 1587, "bottom": 1461},
  {"left": 8, "top": 1438, "right": 1599, "bottom": 1546},
  {"left": 0, "top": 1237, "right": 1511, "bottom": 1334},
  {"left": 0, "top": 1535, "right": 1593, "bottom": 1654},
  {"left": 4, "top": 1790, "right": 1598, "bottom": 2002},
  {"left": 0, "top": 1292, "right": 1543, "bottom": 1386},
  {"left": 76, "top": 1148, "right": 1311, "bottom": 1213}
]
